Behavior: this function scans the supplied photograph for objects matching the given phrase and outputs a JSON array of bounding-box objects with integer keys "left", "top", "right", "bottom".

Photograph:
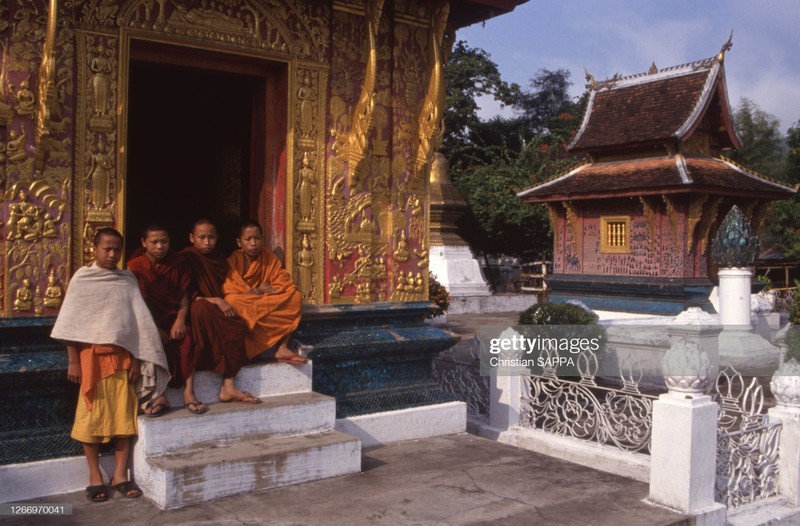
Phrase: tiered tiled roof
[
  {"left": 518, "top": 155, "right": 795, "bottom": 202},
  {"left": 569, "top": 54, "right": 739, "bottom": 153},
  {"left": 519, "top": 41, "right": 796, "bottom": 202}
]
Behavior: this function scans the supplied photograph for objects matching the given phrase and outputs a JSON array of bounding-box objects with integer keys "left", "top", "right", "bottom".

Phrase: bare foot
[{"left": 219, "top": 385, "right": 262, "bottom": 404}]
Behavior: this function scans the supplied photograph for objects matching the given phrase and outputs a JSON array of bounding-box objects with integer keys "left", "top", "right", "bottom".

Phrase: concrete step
[
  {"left": 135, "top": 430, "right": 362, "bottom": 509},
  {"left": 163, "top": 360, "right": 312, "bottom": 406},
  {"left": 137, "top": 391, "right": 336, "bottom": 455}
]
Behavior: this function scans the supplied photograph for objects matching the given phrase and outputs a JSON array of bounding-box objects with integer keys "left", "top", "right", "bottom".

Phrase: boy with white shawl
[{"left": 51, "top": 228, "right": 169, "bottom": 502}]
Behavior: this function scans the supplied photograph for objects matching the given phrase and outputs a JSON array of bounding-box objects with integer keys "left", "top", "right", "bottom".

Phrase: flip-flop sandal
[
  {"left": 185, "top": 401, "right": 208, "bottom": 414},
  {"left": 275, "top": 354, "right": 308, "bottom": 365},
  {"left": 144, "top": 402, "right": 170, "bottom": 418},
  {"left": 112, "top": 481, "right": 142, "bottom": 499},
  {"left": 86, "top": 485, "right": 110, "bottom": 502}
]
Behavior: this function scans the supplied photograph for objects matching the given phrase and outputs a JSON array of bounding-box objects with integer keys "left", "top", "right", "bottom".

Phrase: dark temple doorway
[{"left": 125, "top": 41, "right": 287, "bottom": 258}]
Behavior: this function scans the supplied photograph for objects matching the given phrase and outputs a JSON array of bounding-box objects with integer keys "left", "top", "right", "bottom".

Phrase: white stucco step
[
  {"left": 135, "top": 430, "right": 362, "bottom": 509},
  {"left": 164, "top": 360, "right": 312, "bottom": 407},
  {"left": 137, "top": 391, "right": 336, "bottom": 455}
]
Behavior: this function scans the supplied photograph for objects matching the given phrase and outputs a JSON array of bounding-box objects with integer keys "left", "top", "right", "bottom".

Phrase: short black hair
[
  {"left": 191, "top": 218, "right": 216, "bottom": 233},
  {"left": 239, "top": 219, "right": 263, "bottom": 237},
  {"left": 141, "top": 224, "right": 169, "bottom": 240},
  {"left": 93, "top": 227, "right": 123, "bottom": 246}
]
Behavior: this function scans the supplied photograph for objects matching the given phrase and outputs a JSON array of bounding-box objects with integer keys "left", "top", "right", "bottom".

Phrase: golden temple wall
[{"left": 0, "top": 0, "right": 450, "bottom": 316}]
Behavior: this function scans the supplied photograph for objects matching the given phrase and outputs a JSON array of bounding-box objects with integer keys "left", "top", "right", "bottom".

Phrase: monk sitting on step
[
  {"left": 223, "top": 220, "right": 306, "bottom": 364},
  {"left": 128, "top": 225, "right": 206, "bottom": 415},
  {"left": 180, "top": 219, "right": 260, "bottom": 404}
]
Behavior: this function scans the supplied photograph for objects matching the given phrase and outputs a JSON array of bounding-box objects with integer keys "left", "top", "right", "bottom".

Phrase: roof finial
[
  {"left": 584, "top": 67, "right": 596, "bottom": 89},
  {"left": 717, "top": 30, "right": 733, "bottom": 62},
  {"left": 648, "top": 62, "right": 658, "bottom": 74}
]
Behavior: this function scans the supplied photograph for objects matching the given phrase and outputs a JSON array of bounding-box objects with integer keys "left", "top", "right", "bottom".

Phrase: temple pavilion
[{"left": 518, "top": 38, "right": 795, "bottom": 315}]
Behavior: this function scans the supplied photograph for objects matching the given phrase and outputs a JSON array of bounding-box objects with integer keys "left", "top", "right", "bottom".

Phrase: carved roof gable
[{"left": 570, "top": 55, "right": 741, "bottom": 153}]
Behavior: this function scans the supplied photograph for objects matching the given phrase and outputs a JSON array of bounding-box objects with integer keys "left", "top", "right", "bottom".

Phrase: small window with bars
[{"left": 601, "top": 216, "right": 630, "bottom": 253}]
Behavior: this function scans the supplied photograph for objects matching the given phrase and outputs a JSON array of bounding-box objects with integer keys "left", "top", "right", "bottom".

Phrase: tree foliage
[
  {"left": 443, "top": 43, "right": 586, "bottom": 259},
  {"left": 726, "top": 97, "right": 786, "bottom": 179}
]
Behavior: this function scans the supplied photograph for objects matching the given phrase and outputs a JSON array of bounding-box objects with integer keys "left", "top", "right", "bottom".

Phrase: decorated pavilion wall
[
  {"left": 551, "top": 198, "right": 713, "bottom": 279},
  {"left": 0, "top": 0, "right": 449, "bottom": 316}
]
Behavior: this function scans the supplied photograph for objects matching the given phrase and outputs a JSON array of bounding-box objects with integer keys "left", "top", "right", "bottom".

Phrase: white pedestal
[
  {"left": 649, "top": 391, "right": 726, "bottom": 524},
  {"left": 768, "top": 405, "right": 800, "bottom": 506},
  {"left": 718, "top": 268, "right": 752, "bottom": 326},
  {"left": 429, "top": 245, "right": 491, "bottom": 297}
]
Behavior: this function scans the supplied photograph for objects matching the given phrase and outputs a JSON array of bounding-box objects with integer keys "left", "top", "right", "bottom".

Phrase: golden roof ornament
[
  {"left": 648, "top": 62, "right": 658, "bottom": 75},
  {"left": 716, "top": 30, "right": 733, "bottom": 62},
  {"left": 583, "top": 67, "right": 596, "bottom": 89}
]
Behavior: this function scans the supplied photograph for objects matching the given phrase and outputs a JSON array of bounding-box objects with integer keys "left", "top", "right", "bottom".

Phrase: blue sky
[{"left": 457, "top": 0, "right": 800, "bottom": 134}]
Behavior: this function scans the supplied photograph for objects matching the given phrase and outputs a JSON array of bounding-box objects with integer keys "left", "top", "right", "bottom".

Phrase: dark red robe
[
  {"left": 127, "top": 248, "right": 194, "bottom": 387},
  {"left": 180, "top": 246, "right": 248, "bottom": 377}
]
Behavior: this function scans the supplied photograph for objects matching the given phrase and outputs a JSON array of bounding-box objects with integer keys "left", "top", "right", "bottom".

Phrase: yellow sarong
[{"left": 71, "top": 369, "right": 138, "bottom": 444}]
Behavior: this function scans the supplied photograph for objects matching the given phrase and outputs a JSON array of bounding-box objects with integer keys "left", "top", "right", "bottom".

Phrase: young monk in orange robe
[{"left": 223, "top": 220, "right": 305, "bottom": 363}]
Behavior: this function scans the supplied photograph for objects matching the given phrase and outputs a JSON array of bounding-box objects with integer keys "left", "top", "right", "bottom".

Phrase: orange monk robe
[{"left": 223, "top": 248, "right": 302, "bottom": 359}]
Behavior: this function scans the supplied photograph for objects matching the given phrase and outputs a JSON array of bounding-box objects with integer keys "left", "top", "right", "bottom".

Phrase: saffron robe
[
  {"left": 127, "top": 249, "right": 194, "bottom": 386},
  {"left": 70, "top": 344, "right": 137, "bottom": 444},
  {"left": 180, "top": 246, "right": 248, "bottom": 377},
  {"left": 51, "top": 263, "right": 170, "bottom": 408},
  {"left": 223, "top": 248, "right": 302, "bottom": 359}
]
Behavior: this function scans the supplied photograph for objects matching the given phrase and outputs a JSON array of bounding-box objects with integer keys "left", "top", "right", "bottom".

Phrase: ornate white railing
[
  {"left": 518, "top": 349, "right": 659, "bottom": 454},
  {"left": 714, "top": 366, "right": 781, "bottom": 508},
  {"left": 433, "top": 336, "right": 489, "bottom": 420}
]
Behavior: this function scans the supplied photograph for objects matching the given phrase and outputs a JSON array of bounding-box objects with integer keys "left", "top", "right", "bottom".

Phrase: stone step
[
  {"left": 134, "top": 430, "right": 362, "bottom": 509},
  {"left": 163, "top": 360, "right": 312, "bottom": 407},
  {"left": 137, "top": 391, "right": 336, "bottom": 456}
]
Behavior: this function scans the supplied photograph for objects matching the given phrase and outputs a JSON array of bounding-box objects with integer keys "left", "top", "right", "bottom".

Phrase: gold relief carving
[
  {"left": 662, "top": 194, "right": 682, "bottom": 250},
  {"left": 11, "top": 78, "right": 36, "bottom": 117},
  {"left": 111, "top": 0, "right": 330, "bottom": 62},
  {"left": 410, "top": 1, "right": 448, "bottom": 191},
  {"left": 12, "top": 278, "right": 33, "bottom": 312},
  {"left": 5, "top": 181, "right": 65, "bottom": 243},
  {"left": 388, "top": 271, "right": 424, "bottom": 301},
  {"left": 696, "top": 196, "right": 722, "bottom": 255},
  {"left": 75, "top": 32, "right": 119, "bottom": 269},
  {"left": 86, "top": 135, "right": 113, "bottom": 221},
  {"left": 686, "top": 195, "right": 708, "bottom": 253},
  {"left": 0, "top": 2, "right": 9, "bottom": 33},
  {"left": 88, "top": 42, "right": 113, "bottom": 132},
  {"left": 639, "top": 196, "right": 659, "bottom": 250},
  {"left": 329, "top": 275, "right": 343, "bottom": 300},
  {"left": 34, "top": 0, "right": 58, "bottom": 172},
  {"left": 43, "top": 267, "right": 62, "bottom": 308},
  {"left": 297, "top": 69, "right": 316, "bottom": 145},
  {"left": 296, "top": 151, "right": 315, "bottom": 231},
  {"left": 9, "top": 0, "right": 45, "bottom": 73},
  {"left": 297, "top": 232, "right": 313, "bottom": 300},
  {"left": 346, "top": 0, "right": 383, "bottom": 189},
  {"left": 393, "top": 229, "right": 410, "bottom": 262},
  {"left": 563, "top": 201, "right": 580, "bottom": 252},
  {"left": 413, "top": 239, "right": 429, "bottom": 269},
  {"left": 544, "top": 203, "right": 562, "bottom": 251},
  {"left": 80, "top": 0, "right": 119, "bottom": 27},
  {"left": 5, "top": 128, "right": 28, "bottom": 163},
  {"left": 0, "top": 43, "right": 14, "bottom": 124}
]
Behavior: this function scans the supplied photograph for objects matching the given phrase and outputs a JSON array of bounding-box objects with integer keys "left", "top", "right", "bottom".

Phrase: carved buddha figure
[
  {"left": 44, "top": 271, "right": 63, "bottom": 308},
  {"left": 13, "top": 279, "right": 34, "bottom": 312}
]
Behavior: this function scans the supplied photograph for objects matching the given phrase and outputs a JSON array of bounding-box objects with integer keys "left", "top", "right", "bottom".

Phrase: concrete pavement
[{"left": 3, "top": 433, "right": 688, "bottom": 526}]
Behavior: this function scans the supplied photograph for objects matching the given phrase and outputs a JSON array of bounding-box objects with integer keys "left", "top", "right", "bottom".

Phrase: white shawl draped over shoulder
[{"left": 51, "top": 263, "right": 170, "bottom": 405}]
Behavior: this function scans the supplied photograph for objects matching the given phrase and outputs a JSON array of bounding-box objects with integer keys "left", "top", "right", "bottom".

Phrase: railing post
[
  {"left": 769, "top": 359, "right": 800, "bottom": 506},
  {"left": 649, "top": 338, "right": 726, "bottom": 524}
]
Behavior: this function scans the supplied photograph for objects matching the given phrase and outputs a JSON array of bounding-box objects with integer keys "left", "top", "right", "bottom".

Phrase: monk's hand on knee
[
  {"left": 216, "top": 299, "right": 236, "bottom": 318},
  {"left": 170, "top": 319, "right": 186, "bottom": 340},
  {"left": 67, "top": 362, "right": 81, "bottom": 384}
]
